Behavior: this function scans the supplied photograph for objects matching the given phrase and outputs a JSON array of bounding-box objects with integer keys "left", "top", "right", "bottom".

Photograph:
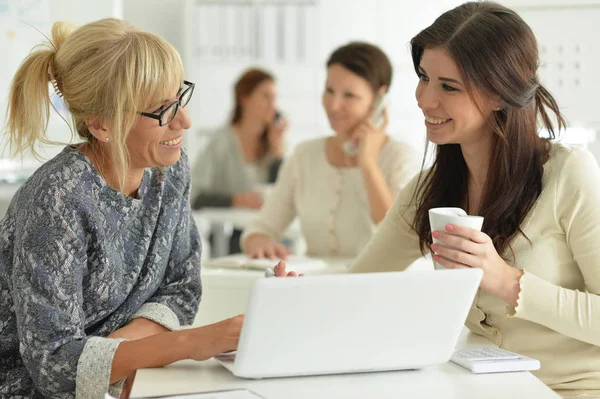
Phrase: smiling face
[
  {"left": 415, "top": 47, "right": 498, "bottom": 147},
  {"left": 126, "top": 82, "right": 193, "bottom": 169},
  {"left": 322, "top": 63, "right": 375, "bottom": 138}
]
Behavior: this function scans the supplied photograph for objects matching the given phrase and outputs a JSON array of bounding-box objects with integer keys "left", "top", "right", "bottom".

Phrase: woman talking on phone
[
  {"left": 191, "top": 68, "right": 287, "bottom": 212},
  {"left": 191, "top": 68, "right": 287, "bottom": 253},
  {"left": 241, "top": 42, "right": 419, "bottom": 259}
]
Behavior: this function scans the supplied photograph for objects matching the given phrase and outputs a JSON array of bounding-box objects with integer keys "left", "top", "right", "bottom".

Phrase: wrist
[
  {"left": 501, "top": 267, "right": 524, "bottom": 307},
  {"left": 178, "top": 328, "right": 197, "bottom": 360},
  {"left": 360, "top": 159, "right": 379, "bottom": 173}
]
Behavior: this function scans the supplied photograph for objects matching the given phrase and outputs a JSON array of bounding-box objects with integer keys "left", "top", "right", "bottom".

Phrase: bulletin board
[{"left": 516, "top": 4, "right": 600, "bottom": 131}]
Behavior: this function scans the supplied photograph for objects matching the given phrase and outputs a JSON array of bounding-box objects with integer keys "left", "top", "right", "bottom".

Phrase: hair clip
[{"left": 48, "top": 65, "right": 63, "bottom": 98}]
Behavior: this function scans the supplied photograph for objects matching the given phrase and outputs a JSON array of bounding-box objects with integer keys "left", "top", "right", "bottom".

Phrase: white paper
[{"left": 106, "top": 388, "right": 263, "bottom": 399}]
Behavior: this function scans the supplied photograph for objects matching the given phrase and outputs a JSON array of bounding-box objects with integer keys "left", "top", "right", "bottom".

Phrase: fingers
[
  {"left": 264, "top": 247, "right": 277, "bottom": 260},
  {"left": 433, "top": 254, "right": 470, "bottom": 270},
  {"left": 221, "top": 333, "right": 241, "bottom": 354},
  {"left": 380, "top": 108, "right": 389, "bottom": 132},
  {"left": 273, "top": 261, "right": 303, "bottom": 277},
  {"left": 260, "top": 244, "right": 287, "bottom": 260},
  {"left": 354, "top": 120, "right": 385, "bottom": 143},
  {"left": 275, "top": 245, "right": 289, "bottom": 260},
  {"left": 254, "top": 248, "right": 265, "bottom": 259},
  {"left": 443, "top": 224, "right": 489, "bottom": 244},
  {"left": 231, "top": 314, "right": 244, "bottom": 325},
  {"left": 274, "top": 261, "right": 287, "bottom": 277},
  {"left": 433, "top": 231, "right": 480, "bottom": 255},
  {"left": 277, "top": 118, "right": 289, "bottom": 132},
  {"left": 432, "top": 244, "right": 479, "bottom": 268}
]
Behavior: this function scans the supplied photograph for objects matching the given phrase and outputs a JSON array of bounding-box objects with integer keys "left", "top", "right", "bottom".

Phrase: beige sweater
[
  {"left": 241, "top": 137, "right": 420, "bottom": 258},
  {"left": 350, "top": 143, "right": 600, "bottom": 397}
]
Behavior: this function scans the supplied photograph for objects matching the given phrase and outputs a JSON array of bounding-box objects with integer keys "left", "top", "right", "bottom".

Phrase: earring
[
  {"left": 105, "top": 137, "right": 109, "bottom": 142},
  {"left": 495, "top": 107, "right": 502, "bottom": 111}
]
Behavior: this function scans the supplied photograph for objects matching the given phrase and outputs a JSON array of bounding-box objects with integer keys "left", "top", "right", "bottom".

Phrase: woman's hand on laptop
[
  {"left": 187, "top": 315, "right": 244, "bottom": 361},
  {"left": 245, "top": 233, "right": 289, "bottom": 260},
  {"left": 273, "top": 261, "right": 304, "bottom": 277}
]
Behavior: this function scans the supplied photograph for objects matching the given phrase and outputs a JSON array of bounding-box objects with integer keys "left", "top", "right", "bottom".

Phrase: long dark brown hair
[
  {"left": 230, "top": 68, "right": 274, "bottom": 160},
  {"left": 411, "top": 1, "right": 566, "bottom": 257}
]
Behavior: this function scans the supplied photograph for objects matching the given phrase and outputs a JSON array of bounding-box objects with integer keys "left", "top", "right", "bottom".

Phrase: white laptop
[{"left": 215, "top": 268, "right": 483, "bottom": 379}]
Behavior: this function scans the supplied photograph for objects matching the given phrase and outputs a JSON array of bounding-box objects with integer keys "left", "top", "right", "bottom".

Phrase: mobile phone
[
  {"left": 342, "top": 94, "right": 387, "bottom": 156},
  {"left": 369, "top": 94, "right": 387, "bottom": 128}
]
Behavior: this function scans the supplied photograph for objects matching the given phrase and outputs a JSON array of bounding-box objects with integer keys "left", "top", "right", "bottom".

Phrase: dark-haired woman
[
  {"left": 191, "top": 68, "right": 287, "bottom": 212},
  {"left": 191, "top": 68, "right": 287, "bottom": 253},
  {"left": 344, "top": 2, "right": 600, "bottom": 397}
]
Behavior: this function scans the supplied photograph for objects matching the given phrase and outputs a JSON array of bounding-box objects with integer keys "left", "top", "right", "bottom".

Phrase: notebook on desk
[{"left": 203, "top": 254, "right": 328, "bottom": 273}]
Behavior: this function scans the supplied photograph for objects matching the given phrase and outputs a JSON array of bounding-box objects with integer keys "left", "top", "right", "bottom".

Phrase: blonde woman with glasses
[{"left": 0, "top": 19, "right": 242, "bottom": 398}]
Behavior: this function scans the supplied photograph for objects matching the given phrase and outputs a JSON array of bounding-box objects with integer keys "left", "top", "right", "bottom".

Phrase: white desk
[{"left": 130, "top": 330, "right": 560, "bottom": 399}]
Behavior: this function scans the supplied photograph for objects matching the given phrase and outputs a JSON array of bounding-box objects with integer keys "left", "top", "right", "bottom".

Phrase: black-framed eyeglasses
[{"left": 139, "top": 80, "right": 195, "bottom": 126}]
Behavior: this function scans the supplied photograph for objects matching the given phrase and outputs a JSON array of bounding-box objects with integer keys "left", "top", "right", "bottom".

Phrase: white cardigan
[{"left": 241, "top": 137, "right": 420, "bottom": 257}]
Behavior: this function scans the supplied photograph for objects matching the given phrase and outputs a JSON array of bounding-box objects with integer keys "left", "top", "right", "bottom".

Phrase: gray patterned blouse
[{"left": 0, "top": 146, "right": 202, "bottom": 398}]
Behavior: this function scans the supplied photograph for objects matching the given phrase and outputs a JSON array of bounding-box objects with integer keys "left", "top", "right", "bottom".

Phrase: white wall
[
  {"left": 122, "top": 0, "right": 183, "bottom": 54},
  {"left": 51, "top": 0, "right": 121, "bottom": 23}
]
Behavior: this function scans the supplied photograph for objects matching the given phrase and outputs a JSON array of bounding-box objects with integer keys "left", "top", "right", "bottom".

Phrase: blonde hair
[{"left": 4, "top": 18, "right": 184, "bottom": 191}]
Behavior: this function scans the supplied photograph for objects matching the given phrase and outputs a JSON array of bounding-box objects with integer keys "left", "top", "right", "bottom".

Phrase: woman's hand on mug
[{"left": 430, "top": 224, "right": 523, "bottom": 306}]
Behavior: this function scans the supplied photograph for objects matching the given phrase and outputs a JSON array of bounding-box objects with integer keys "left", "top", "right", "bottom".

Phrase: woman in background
[
  {"left": 242, "top": 42, "right": 419, "bottom": 259},
  {"left": 191, "top": 68, "right": 287, "bottom": 253}
]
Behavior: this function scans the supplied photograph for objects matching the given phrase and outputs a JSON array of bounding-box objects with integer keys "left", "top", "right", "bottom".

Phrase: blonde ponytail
[{"left": 4, "top": 22, "right": 76, "bottom": 159}]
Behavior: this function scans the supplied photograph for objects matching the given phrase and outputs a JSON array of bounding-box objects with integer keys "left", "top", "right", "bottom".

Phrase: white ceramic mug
[{"left": 429, "top": 207, "right": 484, "bottom": 270}]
